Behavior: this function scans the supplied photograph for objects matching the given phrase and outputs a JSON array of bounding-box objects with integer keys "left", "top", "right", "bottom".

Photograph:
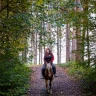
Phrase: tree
[{"left": 66, "top": 23, "right": 70, "bottom": 62}]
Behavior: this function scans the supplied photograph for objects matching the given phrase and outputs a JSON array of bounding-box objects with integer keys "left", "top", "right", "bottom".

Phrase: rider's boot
[
  {"left": 41, "top": 76, "right": 44, "bottom": 79},
  {"left": 54, "top": 74, "right": 57, "bottom": 77}
]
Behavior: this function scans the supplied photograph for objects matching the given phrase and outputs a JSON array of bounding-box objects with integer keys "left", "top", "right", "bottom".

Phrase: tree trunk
[
  {"left": 47, "top": 23, "right": 52, "bottom": 49},
  {"left": 57, "top": 27, "right": 60, "bottom": 64},
  {"left": 22, "top": 47, "right": 27, "bottom": 63},
  {"left": 30, "top": 32, "right": 33, "bottom": 63},
  {"left": 35, "top": 32, "right": 37, "bottom": 65},
  {"left": 7, "top": 0, "right": 9, "bottom": 18},
  {"left": 59, "top": 27, "right": 62, "bottom": 64},
  {"left": 39, "top": 33, "right": 42, "bottom": 65},
  {"left": 87, "top": 25, "right": 90, "bottom": 66},
  {"left": 71, "top": 27, "right": 76, "bottom": 61},
  {"left": 75, "top": 0, "right": 82, "bottom": 62},
  {"left": 0, "top": 0, "right": 1, "bottom": 10},
  {"left": 76, "top": 26, "right": 82, "bottom": 62},
  {"left": 66, "top": 23, "right": 70, "bottom": 62}
]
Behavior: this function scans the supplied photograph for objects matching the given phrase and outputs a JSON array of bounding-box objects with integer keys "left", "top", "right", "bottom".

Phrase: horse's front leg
[
  {"left": 49, "top": 80, "right": 52, "bottom": 94},
  {"left": 45, "top": 80, "right": 49, "bottom": 93},
  {"left": 49, "top": 80, "right": 51, "bottom": 89}
]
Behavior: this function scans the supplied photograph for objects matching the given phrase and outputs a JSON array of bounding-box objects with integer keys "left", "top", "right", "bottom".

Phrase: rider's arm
[
  {"left": 44, "top": 55, "right": 47, "bottom": 64},
  {"left": 51, "top": 53, "right": 54, "bottom": 62}
]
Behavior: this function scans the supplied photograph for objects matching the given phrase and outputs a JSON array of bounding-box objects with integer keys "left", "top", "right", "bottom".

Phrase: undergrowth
[
  {"left": 0, "top": 57, "right": 31, "bottom": 96},
  {"left": 59, "top": 61, "right": 96, "bottom": 95}
]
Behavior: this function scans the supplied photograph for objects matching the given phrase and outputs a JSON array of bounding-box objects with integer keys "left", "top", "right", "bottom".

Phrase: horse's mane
[{"left": 44, "top": 66, "right": 53, "bottom": 80}]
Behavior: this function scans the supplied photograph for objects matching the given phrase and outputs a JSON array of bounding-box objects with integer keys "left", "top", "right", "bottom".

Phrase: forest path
[{"left": 27, "top": 65, "right": 84, "bottom": 96}]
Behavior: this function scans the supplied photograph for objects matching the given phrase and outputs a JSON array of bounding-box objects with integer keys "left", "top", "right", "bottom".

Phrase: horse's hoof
[
  {"left": 49, "top": 89, "right": 52, "bottom": 94},
  {"left": 46, "top": 89, "right": 49, "bottom": 94},
  {"left": 47, "top": 90, "right": 49, "bottom": 94}
]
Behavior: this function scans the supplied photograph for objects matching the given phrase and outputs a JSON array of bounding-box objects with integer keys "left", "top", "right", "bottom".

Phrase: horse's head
[{"left": 45, "top": 63, "right": 53, "bottom": 78}]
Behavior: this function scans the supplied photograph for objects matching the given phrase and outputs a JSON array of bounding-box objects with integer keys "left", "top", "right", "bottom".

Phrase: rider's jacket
[{"left": 44, "top": 53, "right": 54, "bottom": 63}]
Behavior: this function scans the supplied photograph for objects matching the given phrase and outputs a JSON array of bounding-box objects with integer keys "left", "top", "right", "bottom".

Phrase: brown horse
[{"left": 44, "top": 62, "right": 54, "bottom": 94}]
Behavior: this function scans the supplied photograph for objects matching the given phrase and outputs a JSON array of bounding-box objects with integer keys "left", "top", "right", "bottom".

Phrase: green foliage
[
  {"left": 0, "top": 13, "right": 31, "bottom": 55},
  {"left": 60, "top": 61, "right": 96, "bottom": 95},
  {"left": 63, "top": 61, "right": 88, "bottom": 76},
  {"left": 82, "top": 68, "right": 96, "bottom": 95},
  {"left": 0, "top": 0, "right": 96, "bottom": 95},
  {"left": 58, "top": 62, "right": 71, "bottom": 68},
  {"left": 59, "top": 61, "right": 84, "bottom": 76},
  {"left": 0, "top": 1, "right": 32, "bottom": 95},
  {"left": 0, "top": 58, "right": 31, "bottom": 96}
]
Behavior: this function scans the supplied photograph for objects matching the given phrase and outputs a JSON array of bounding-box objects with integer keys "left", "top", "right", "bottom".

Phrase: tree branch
[{"left": 0, "top": 0, "right": 13, "bottom": 13}]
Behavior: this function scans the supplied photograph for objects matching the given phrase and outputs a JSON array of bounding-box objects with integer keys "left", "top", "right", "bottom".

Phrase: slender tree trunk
[
  {"left": 6, "top": 0, "right": 10, "bottom": 59},
  {"left": 39, "top": 33, "right": 42, "bottom": 65},
  {"left": 75, "top": 0, "right": 82, "bottom": 62},
  {"left": 22, "top": 46, "right": 27, "bottom": 63},
  {"left": 40, "top": 40, "right": 42, "bottom": 65},
  {"left": 87, "top": 22, "right": 90, "bottom": 66},
  {"left": 82, "top": 26, "right": 86, "bottom": 62},
  {"left": 0, "top": 0, "right": 1, "bottom": 10},
  {"left": 76, "top": 26, "right": 82, "bottom": 62},
  {"left": 71, "top": 27, "right": 76, "bottom": 61},
  {"left": 56, "top": 0, "right": 60, "bottom": 64},
  {"left": 66, "top": 23, "right": 70, "bottom": 62},
  {"left": 47, "top": 23, "right": 52, "bottom": 49},
  {"left": 35, "top": 32, "right": 37, "bottom": 64},
  {"left": 7, "top": 0, "right": 9, "bottom": 18},
  {"left": 39, "top": 43, "right": 40, "bottom": 64},
  {"left": 33, "top": 33, "right": 37, "bottom": 64},
  {"left": 30, "top": 31, "right": 36, "bottom": 64},
  {"left": 59, "top": 28, "right": 62, "bottom": 64},
  {"left": 42, "top": 16, "right": 45, "bottom": 57},
  {"left": 39, "top": 36, "right": 41, "bottom": 65},
  {"left": 30, "top": 33, "right": 33, "bottom": 63},
  {"left": 57, "top": 27, "right": 60, "bottom": 64}
]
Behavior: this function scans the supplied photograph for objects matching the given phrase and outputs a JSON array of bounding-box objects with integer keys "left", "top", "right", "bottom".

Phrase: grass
[{"left": 58, "top": 62, "right": 71, "bottom": 68}]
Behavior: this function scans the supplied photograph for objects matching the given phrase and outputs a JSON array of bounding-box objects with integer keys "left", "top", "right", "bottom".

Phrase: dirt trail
[{"left": 27, "top": 65, "right": 83, "bottom": 96}]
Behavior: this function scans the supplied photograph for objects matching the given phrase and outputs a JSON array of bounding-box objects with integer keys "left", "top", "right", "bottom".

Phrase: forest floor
[{"left": 27, "top": 65, "right": 87, "bottom": 96}]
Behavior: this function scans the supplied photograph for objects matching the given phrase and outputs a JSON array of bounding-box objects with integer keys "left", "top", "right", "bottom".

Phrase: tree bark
[
  {"left": 0, "top": 0, "right": 1, "bottom": 10},
  {"left": 35, "top": 32, "right": 37, "bottom": 65},
  {"left": 71, "top": 27, "right": 76, "bottom": 61},
  {"left": 57, "top": 27, "right": 60, "bottom": 64},
  {"left": 22, "top": 47, "right": 27, "bottom": 63},
  {"left": 59, "top": 27, "right": 62, "bottom": 64},
  {"left": 75, "top": 0, "right": 83, "bottom": 62},
  {"left": 87, "top": 25, "right": 90, "bottom": 66},
  {"left": 66, "top": 23, "right": 70, "bottom": 62},
  {"left": 7, "top": 0, "right": 9, "bottom": 18}
]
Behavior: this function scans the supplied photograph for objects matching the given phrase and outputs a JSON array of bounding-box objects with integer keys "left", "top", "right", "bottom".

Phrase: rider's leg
[
  {"left": 41, "top": 64, "right": 46, "bottom": 77},
  {"left": 51, "top": 63, "right": 56, "bottom": 74}
]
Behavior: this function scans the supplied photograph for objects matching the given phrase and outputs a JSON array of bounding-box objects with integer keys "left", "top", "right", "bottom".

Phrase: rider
[{"left": 41, "top": 48, "right": 57, "bottom": 79}]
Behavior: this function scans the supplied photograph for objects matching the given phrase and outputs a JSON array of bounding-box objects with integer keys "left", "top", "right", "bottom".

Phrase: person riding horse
[{"left": 41, "top": 48, "right": 57, "bottom": 79}]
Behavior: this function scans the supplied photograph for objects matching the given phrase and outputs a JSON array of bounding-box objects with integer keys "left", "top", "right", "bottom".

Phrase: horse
[{"left": 44, "top": 62, "right": 54, "bottom": 94}]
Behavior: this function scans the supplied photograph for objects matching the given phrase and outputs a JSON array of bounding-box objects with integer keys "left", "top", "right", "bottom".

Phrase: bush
[
  {"left": 60, "top": 61, "right": 96, "bottom": 95},
  {"left": 59, "top": 61, "right": 83, "bottom": 76},
  {"left": 0, "top": 58, "right": 31, "bottom": 96},
  {"left": 82, "top": 67, "right": 96, "bottom": 95},
  {"left": 59, "top": 61, "right": 96, "bottom": 95},
  {"left": 58, "top": 61, "right": 73, "bottom": 68}
]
